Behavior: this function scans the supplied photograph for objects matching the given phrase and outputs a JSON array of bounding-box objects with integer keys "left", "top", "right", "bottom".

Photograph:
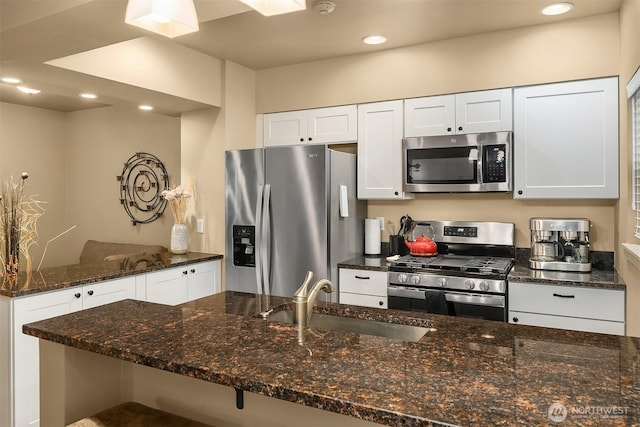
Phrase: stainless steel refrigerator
[{"left": 225, "top": 145, "right": 365, "bottom": 302}]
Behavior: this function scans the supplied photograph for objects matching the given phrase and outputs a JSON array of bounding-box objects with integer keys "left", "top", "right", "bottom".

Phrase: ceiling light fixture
[
  {"left": 17, "top": 86, "right": 41, "bottom": 95},
  {"left": 125, "top": 0, "right": 199, "bottom": 38},
  {"left": 80, "top": 93, "right": 98, "bottom": 99},
  {"left": 238, "top": 0, "right": 306, "bottom": 16},
  {"left": 139, "top": 105, "right": 154, "bottom": 111},
  {"left": 362, "top": 35, "right": 387, "bottom": 45},
  {"left": 541, "top": 2, "right": 574, "bottom": 16},
  {"left": 2, "top": 77, "right": 22, "bottom": 84}
]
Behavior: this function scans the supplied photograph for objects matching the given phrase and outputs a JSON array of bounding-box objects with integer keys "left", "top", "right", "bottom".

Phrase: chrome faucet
[{"left": 293, "top": 271, "right": 335, "bottom": 328}]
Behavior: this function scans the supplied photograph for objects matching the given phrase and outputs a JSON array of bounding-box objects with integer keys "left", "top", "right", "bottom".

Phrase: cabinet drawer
[
  {"left": 509, "top": 310, "right": 624, "bottom": 335},
  {"left": 339, "top": 269, "right": 387, "bottom": 296},
  {"left": 340, "top": 292, "right": 387, "bottom": 309},
  {"left": 509, "top": 282, "right": 624, "bottom": 322}
]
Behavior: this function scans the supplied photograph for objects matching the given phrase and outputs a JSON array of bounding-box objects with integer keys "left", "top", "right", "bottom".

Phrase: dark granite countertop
[
  {"left": 508, "top": 258, "right": 626, "bottom": 290},
  {"left": 0, "top": 252, "right": 223, "bottom": 298},
  {"left": 24, "top": 291, "right": 640, "bottom": 426},
  {"left": 338, "top": 255, "right": 391, "bottom": 272}
]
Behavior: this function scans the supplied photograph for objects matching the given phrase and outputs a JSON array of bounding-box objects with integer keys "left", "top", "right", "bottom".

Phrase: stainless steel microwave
[{"left": 402, "top": 131, "right": 512, "bottom": 193}]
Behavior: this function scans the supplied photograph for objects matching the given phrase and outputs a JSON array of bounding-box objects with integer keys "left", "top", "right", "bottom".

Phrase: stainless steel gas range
[{"left": 387, "top": 220, "right": 515, "bottom": 322}]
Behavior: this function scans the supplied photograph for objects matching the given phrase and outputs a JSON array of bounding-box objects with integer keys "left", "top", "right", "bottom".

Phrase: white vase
[{"left": 170, "top": 223, "right": 188, "bottom": 255}]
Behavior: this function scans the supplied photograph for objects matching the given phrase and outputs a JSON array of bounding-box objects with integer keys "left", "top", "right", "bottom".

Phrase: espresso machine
[{"left": 529, "top": 218, "right": 591, "bottom": 272}]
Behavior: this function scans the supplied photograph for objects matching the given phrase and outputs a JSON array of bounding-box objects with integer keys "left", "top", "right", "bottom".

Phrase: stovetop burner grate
[{"left": 391, "top": 254, "right": 513, "bottom": 276}]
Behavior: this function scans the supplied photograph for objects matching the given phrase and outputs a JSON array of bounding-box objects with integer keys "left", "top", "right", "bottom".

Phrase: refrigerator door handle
[
  {"left": 255, "top": 184, "right": 264, "bottom": 295},
  {"left": 262, "top": 184, "right": 272, "bottom": 296}
]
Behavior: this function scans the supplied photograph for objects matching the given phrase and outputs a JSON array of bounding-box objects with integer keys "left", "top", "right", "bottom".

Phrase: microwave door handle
[{"left": 477, "top": 147, "right": 483, "bottom": 184}]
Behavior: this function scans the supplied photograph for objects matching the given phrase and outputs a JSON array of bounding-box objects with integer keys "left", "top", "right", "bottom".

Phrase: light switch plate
[{"left": 196, "top": 219, "right": 204, "bottom": 234}]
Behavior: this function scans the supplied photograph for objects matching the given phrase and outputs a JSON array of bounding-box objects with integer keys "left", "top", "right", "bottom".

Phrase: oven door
[
  {"left": 445, "top": 292, "right": 506, "bottom": 322},
  {"left": 388, "top": 285, "right": 506, "bottom": 322},
  {"left": 388, "top": 285, "right": 450, "bottom": 315}
]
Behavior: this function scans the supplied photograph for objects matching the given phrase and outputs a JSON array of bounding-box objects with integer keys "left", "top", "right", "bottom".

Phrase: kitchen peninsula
[
  {"left": 24, "top": 291, "right": 639, "bottom": 427},
  {"left": 1, "top": 252, "right": 222, "bottom": 427}
]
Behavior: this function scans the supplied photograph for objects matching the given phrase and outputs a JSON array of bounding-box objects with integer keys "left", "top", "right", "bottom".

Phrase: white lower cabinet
[
  {"left": 508, "top": 281, "right": 625, "bottom": 335},
  {"left": 1, "top": 258, "right": 221, "bottom": 427},
  {"left": 339, "top": 268, "right": 388, "bottom": 309},
  {"left": 9, "top": 276, "right": 136, "bottom": 427},
  {"left": 145, "top": 260, "right": 221, "bottom": 305}
]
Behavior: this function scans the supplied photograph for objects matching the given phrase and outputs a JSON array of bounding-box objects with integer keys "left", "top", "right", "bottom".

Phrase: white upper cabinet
[
  {"left": 513, "top": 77, "right": 619, "bottom": 199},
  {"left": 263, "top": 105, "right": 357, "bottom": 146},
  {"left": 357, "top": 100, "right": 413, "bottom": 200},
  {"left": 404, "top": 88, "right": 513, "bottom": 137}
]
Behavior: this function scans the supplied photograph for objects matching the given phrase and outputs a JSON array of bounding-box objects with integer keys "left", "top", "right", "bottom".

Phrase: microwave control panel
[{"left": 483, "top": 145, "right": 507, "bottom": 183}]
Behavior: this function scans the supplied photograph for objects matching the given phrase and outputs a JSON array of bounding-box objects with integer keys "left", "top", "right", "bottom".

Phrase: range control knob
[
  {"left": 465, "top": 279, "right": 475, "bottom": 290},
  {"left": 438, "top": 277, "right": 447, "bottom": 288},
  {"left": 410, "top": 275, "right": 421, "bottom": 285},
  {"left": 479, "top": 281, "right": 489, "bottom": 291},
  {"left": 398, "top": 273, "right": 408, "bottom": 283}
]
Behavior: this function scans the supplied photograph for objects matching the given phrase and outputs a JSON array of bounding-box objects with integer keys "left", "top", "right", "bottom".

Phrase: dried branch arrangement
[
  {"left": 161, "top": 184, "right": 192, "bottom": 224},
  {"left": 0, "top": 173, "right": 45, "bottom": 289}
]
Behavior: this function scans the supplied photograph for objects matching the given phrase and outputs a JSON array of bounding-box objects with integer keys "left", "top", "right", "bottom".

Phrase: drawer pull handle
[
  {"left": 355, "top": 275, "right": 370, "bottom": 280},
  {"left": 552, "top": 293, "right": 575, "bottom": 299},
  {"left": 87, "top": 290, "right": 94, "bottom": 296}
]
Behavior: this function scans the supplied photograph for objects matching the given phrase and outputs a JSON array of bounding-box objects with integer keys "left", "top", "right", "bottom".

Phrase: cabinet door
[
  {"left": 263, "top": 111, "right": 308, "bottom": 146},
  {"left": 12, "top": 288, "right": 83, "bottom": 427},
  {"left": 455, "top": 88, "right": 512, "bottom": 134},
  {"left": 513, "top": 77, "right": 619, "bottom": 199},
  {"left": 509, "top": 281, "right": 624, "bottom": 322},
  {"left": 340, "top": 292, "right": 388, "bottom": 309},
  {"left": 82, "top": 277, "right": 136, "bottom": 309},
  {"left": 145, "top": 267, "right": 188, "bottom": 306},
  {"left": 307, "top": 105, "right": 357, "bottom": 144},
  {"left": 404, "top": 95, "right": 455, "bottom": 137},
  {"left": 509, "top": 310, "right": 624, "bottom": 335},
  {"left": 357, "top": 100, "right": 413, "bottom": 199},
  {"left": 339, "top": 269, "right": 388, "bottom": 296},
  {"left": 186, "top": 260, "right": 221, "bottom": 301}
]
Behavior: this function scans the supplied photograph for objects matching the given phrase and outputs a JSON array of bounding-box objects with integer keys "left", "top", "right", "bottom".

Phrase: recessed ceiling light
[
  {"left": 17, "top": 86, "right": 41, "bottom": 95},
  {"left": 80, "top": 93, "right": 98, "bottom": 99},
  {"left": 2, "top": 77, "right": 22, "bottom": 84},
  {"left": 541, "top": 2, "right": 574, "bottom": 16},
  {"left": 139, "top": 105, "right": 154, "bottom": 111},
  {"left": 362, "top": 35, "right": 387, "bottom": 45}
]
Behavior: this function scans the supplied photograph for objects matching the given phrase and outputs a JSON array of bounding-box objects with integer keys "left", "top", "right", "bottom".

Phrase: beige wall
[
  {"left": 0, "top": 103, "right": 68, "bottom": 268},
  {"left": 64, "top": 106, "right": 180, "bottom": 264},
  {"left": 617, "top": 0, "right": 640, "bottom": 336},
  {"left": 1, "top": 103, "right": 180, "bottom": 268},
  {"left": 256, "top": 13, "right": 620, "bottom": 250},
  {"left": 181, "top": 61, "right": 256, "bottom": 290}
]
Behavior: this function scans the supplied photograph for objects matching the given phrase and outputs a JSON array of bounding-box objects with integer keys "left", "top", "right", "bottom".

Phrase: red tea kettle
[{"left": 404, "top": 234, "right": 438, "bottom": 257}]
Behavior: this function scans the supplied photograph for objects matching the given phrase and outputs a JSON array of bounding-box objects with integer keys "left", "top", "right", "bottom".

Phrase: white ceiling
[{"left": 0, "top": 0, "right": 623, "bottom": 116}]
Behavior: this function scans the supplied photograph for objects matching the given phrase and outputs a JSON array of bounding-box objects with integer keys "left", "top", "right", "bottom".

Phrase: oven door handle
[
  {"left": 444, "top": 293, "right": 505, "bottom": 308},
  {"left": 388, "top": 286, "right": 427, "bottom": 299}
]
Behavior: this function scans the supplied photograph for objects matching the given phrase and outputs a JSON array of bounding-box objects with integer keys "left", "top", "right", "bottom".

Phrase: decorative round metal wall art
[{"left": 117, "top": 152, "right": 169, "bottom": 225}]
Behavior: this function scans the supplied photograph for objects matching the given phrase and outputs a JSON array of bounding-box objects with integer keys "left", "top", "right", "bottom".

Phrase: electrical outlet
[
  {"left": 196, "top": 219, "right": 204, "bottom": 234},
  {"left": 376, "top": 216, "right": 385, "bottom": 230}
]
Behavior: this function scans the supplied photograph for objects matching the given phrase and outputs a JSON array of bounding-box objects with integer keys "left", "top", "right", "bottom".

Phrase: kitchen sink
[{"left": 262, "top": 309, "right": 429, "bottom": 342}]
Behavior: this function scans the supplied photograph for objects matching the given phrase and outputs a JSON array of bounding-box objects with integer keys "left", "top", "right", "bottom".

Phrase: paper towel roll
[{"left": 365, "top": 218, "right": 381, "bottom": 255}]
